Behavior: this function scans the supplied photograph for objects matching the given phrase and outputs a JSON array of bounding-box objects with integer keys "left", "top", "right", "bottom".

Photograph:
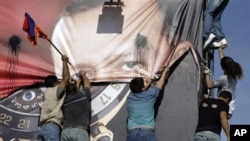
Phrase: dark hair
[
  {"left": 66, "top": 83, "right": 78, "bottom": 95},
  {"left": 129, "top": 77, "right": 144, "bottom": 93},
  {"left": 219, "top": 91, "right": 232, "bottom": 102},
  {"left": 221, "top": 56, "right": 243, "bottom": 80},
  {"left": 44, "top": 75, "right": 58, "bottom": 87}
]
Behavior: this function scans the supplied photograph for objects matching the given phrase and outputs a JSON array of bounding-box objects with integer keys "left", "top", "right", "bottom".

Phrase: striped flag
[{"left": 22, "top": 13, "right": 48, "bottom": 45}]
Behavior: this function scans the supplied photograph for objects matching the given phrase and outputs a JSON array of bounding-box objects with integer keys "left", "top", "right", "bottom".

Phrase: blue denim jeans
[
  {"left": 126, "top": 129, "right": 157, "bottom": 141},
  {"left": 37, "top": 123, "right": 61, "bottom": 141},
  {"left": 203, "top": 0, "right": 229, "bottom": 40},
  {"left": 61, "top": 128, "right": 89, "bottom": 141},
  {"left": 194, "top": 131, "right": 221, "bottom": 141}
]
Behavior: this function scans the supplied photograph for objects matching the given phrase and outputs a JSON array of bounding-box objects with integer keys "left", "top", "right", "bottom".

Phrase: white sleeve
[{"left": 228, "top": 99, "right": 235, "bottom": 115}]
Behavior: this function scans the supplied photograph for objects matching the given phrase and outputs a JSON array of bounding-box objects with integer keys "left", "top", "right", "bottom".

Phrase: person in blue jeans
[
  {"left": 37, "top": 55, "right": 70, "bottom": 141},
  {"left": 126, "top": 67, "right": 170, "bottom": 141},
  {"left": 61, "top": 70, "right": 91, "bottom": 141},
  {"left": 203, "top": 0, "right": 229, "bottom": 49}
]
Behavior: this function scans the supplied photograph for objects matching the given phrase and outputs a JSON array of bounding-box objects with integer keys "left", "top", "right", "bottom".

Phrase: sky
[{"left": 212, "top": 1, "right": 250, "bottom": 140}]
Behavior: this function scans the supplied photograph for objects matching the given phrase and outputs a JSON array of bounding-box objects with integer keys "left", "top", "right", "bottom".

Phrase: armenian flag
[{"left": 22, "top": 12, "right": 48, "bottom": 45}]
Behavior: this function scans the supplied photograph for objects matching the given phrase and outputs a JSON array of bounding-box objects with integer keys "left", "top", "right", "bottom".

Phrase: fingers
[
  {"left": 156, "top": 66, "right": 170, "bottom": 74},
  {"left": 204, "top": 69, "right": 209, "bottom": 74},
  {"left": 61, "top": 55, "right": 68, "bottom": 62},
  {"left": 79, "top": 70, "right": 87, "bottom": 76}
]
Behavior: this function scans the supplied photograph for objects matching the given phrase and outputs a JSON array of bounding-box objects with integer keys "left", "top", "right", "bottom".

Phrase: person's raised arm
[
  {"left": 79, "top": 70, "right": 90, "bottom": 89},
  {"left": 220, "top": 111, "right": 230, "bottom": 141},
  {"left": 218, "top": 45, "right": 225, "bottom": 59},
  {"left": 144, "top": 78, "right": 152, "bottom": 90},
  {"left": 57, "top": 55, "right": 70, "bottom": 98},
  {"left": 156, "top": 67, "right": 170, "bottom": 89},
  {"left": 204, "top": 69, "right": 214, "bottom": 89}
]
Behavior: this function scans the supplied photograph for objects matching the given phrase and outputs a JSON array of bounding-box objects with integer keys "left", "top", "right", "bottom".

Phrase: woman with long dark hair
[{"left": 204, "top": 46, "right": 243, "bottom": 119}]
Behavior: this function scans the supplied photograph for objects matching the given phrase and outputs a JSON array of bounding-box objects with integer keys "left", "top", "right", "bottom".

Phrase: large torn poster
[{"left": 0, "top": 0, "right": 203, "bottom": 140}]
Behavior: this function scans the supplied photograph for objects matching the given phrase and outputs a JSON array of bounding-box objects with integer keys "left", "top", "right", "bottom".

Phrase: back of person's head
[
  {"left": 44, "top": 75, "right": 58, "bottom": 87},
  {"left": 129, "top": 77, "right": 144, "bottom": 93},
  {"left": 221, "top": 56, "right": 243, "bottom": 80},
  {"left": 218, "top": 91, "right": 232, "bottom": 103},
  {"left": 66, "top": 83, "right": 78, "bottom": 95}
]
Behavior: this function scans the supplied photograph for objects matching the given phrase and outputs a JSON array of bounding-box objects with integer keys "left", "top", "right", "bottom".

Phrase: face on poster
[
  {"left": 51, "top": 0, "right": 173, "bottom": 81},
  {"left": 0, "top": 0, "right": 190, "bottom": 98}
]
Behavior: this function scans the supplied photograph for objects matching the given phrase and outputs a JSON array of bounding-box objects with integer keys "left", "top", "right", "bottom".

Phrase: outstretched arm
[
  {"left": 156, "top": 67, "right": 170, "bottom": 89},
  {"left": 144, "top": 78, "right": 152, "bottom": 90},
  {"left": 218, "top": 45, "right": 225, "bottom": 59},
  {"left": 79, "top": 70, "right": 90, "bottom": 89},
  {"left": 57, "top": 55, "right": 70, "bottom": 98},
  {"left": 79, "top": 70, "right": 91, "bottom": 100},
  {"left": 204, "top": 69, "right": 214, "bottom": 89}
]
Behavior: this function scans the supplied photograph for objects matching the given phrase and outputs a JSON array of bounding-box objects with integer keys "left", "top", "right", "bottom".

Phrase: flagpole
[{"left": 47, "top": 39, "right": 72, "bottom": 65}]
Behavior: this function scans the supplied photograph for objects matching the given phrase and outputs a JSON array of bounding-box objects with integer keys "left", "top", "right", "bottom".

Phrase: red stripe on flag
[{"left": 22, "top": 13, "right": 48, "bottom": 45}]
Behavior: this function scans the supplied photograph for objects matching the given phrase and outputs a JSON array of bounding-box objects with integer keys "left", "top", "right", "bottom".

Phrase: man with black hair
[
  {"left": 61, "top": 70, "right": 91, "bottom": 141},
  {"left": 37, "top": 55, "right": 70, "bottom": 141},
  {"left": 126, "top": 67, "right": 170, "bottom": 141},
  {"left": 194, "top": 91, "right": 232, "bottom": 141}
]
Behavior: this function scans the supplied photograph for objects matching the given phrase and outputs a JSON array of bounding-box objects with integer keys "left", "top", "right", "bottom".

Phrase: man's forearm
[
  {"left": 57, "top": 56, "right": 70, "bottom": 98},
  {"left": 156, "top": 67, "right": 169, "bottom": 89},
  {"left": 205, "top": 74, "right": 214, "bottom": 88},
  {"left": 63, "top": 61, "right": 70, "bottom": 79},
  {"left": 221, "top": 112, "right": 230, "bottom": 140},
  {"left": 79, "top": 70, "right": 90, "bottom": 88}
]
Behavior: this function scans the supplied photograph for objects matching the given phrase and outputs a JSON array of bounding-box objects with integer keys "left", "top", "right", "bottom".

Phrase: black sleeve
[
  {"left": 219, "top": 101, "right": 229, "bottom": 113},
  {"left": 83, "top": 87, "right": 91, "bottom": 101}
]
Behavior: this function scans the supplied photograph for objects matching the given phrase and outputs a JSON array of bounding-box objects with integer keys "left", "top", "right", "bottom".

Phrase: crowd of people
[
  {"left": 37, "top": 55, "right": 92, "bottom": 141},
  {"left": 35, "top": 1, "right": 243, "bottom": 141},
  {"left": 195, "top": 0, "right": 243, "bottom": 141},
  {"left": 127, "top": 1, "right": 243, "bottom": 141}
]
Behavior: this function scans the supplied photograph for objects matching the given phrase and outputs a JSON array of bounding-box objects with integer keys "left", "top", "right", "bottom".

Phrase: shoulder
[
  {"left": 200, "top": 98, "right": 219, "bottom": 106},
  {"left": 144, "top": 86, "right": 160, "bottom": 97},
  {"left": 127, "top": 93, "right": 138, "bottom": 102},
  {"left": 200, "top": 98, "right": 213, "bottom": 104},
  {"left": 217, "top": 99, "right": 229, "bottom": 111},
  {"left": 214, "top": 75, "right": 227, "bottom": 86},
  {"left": 45, "top": 86, "right": 58, "bottom": 94},
  {"left": 148, "top": 86, "right": 160, "bottom": 92},
  {"left": 218, "top": 75, "right": 227, "bottom": 80}
]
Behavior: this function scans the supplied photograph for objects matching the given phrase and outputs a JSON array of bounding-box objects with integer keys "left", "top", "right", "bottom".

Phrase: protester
[
  {"left": 194, "top": 91, "right": 232, "bottom": 141},
  {"left": 203, "top": 0, "right": 229, "bottom": 49},
  {"left": 61, "top": 70, "right": 91, "bottom": 141},
  {"left": 37, "top": 55, "right": 70, "bottom": 141},
  {"left": 126, "top": 67, "right": 170, "bottom": 141},
  {"left": 204, "top": 45, "right": 243, "bottom": 118}
]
